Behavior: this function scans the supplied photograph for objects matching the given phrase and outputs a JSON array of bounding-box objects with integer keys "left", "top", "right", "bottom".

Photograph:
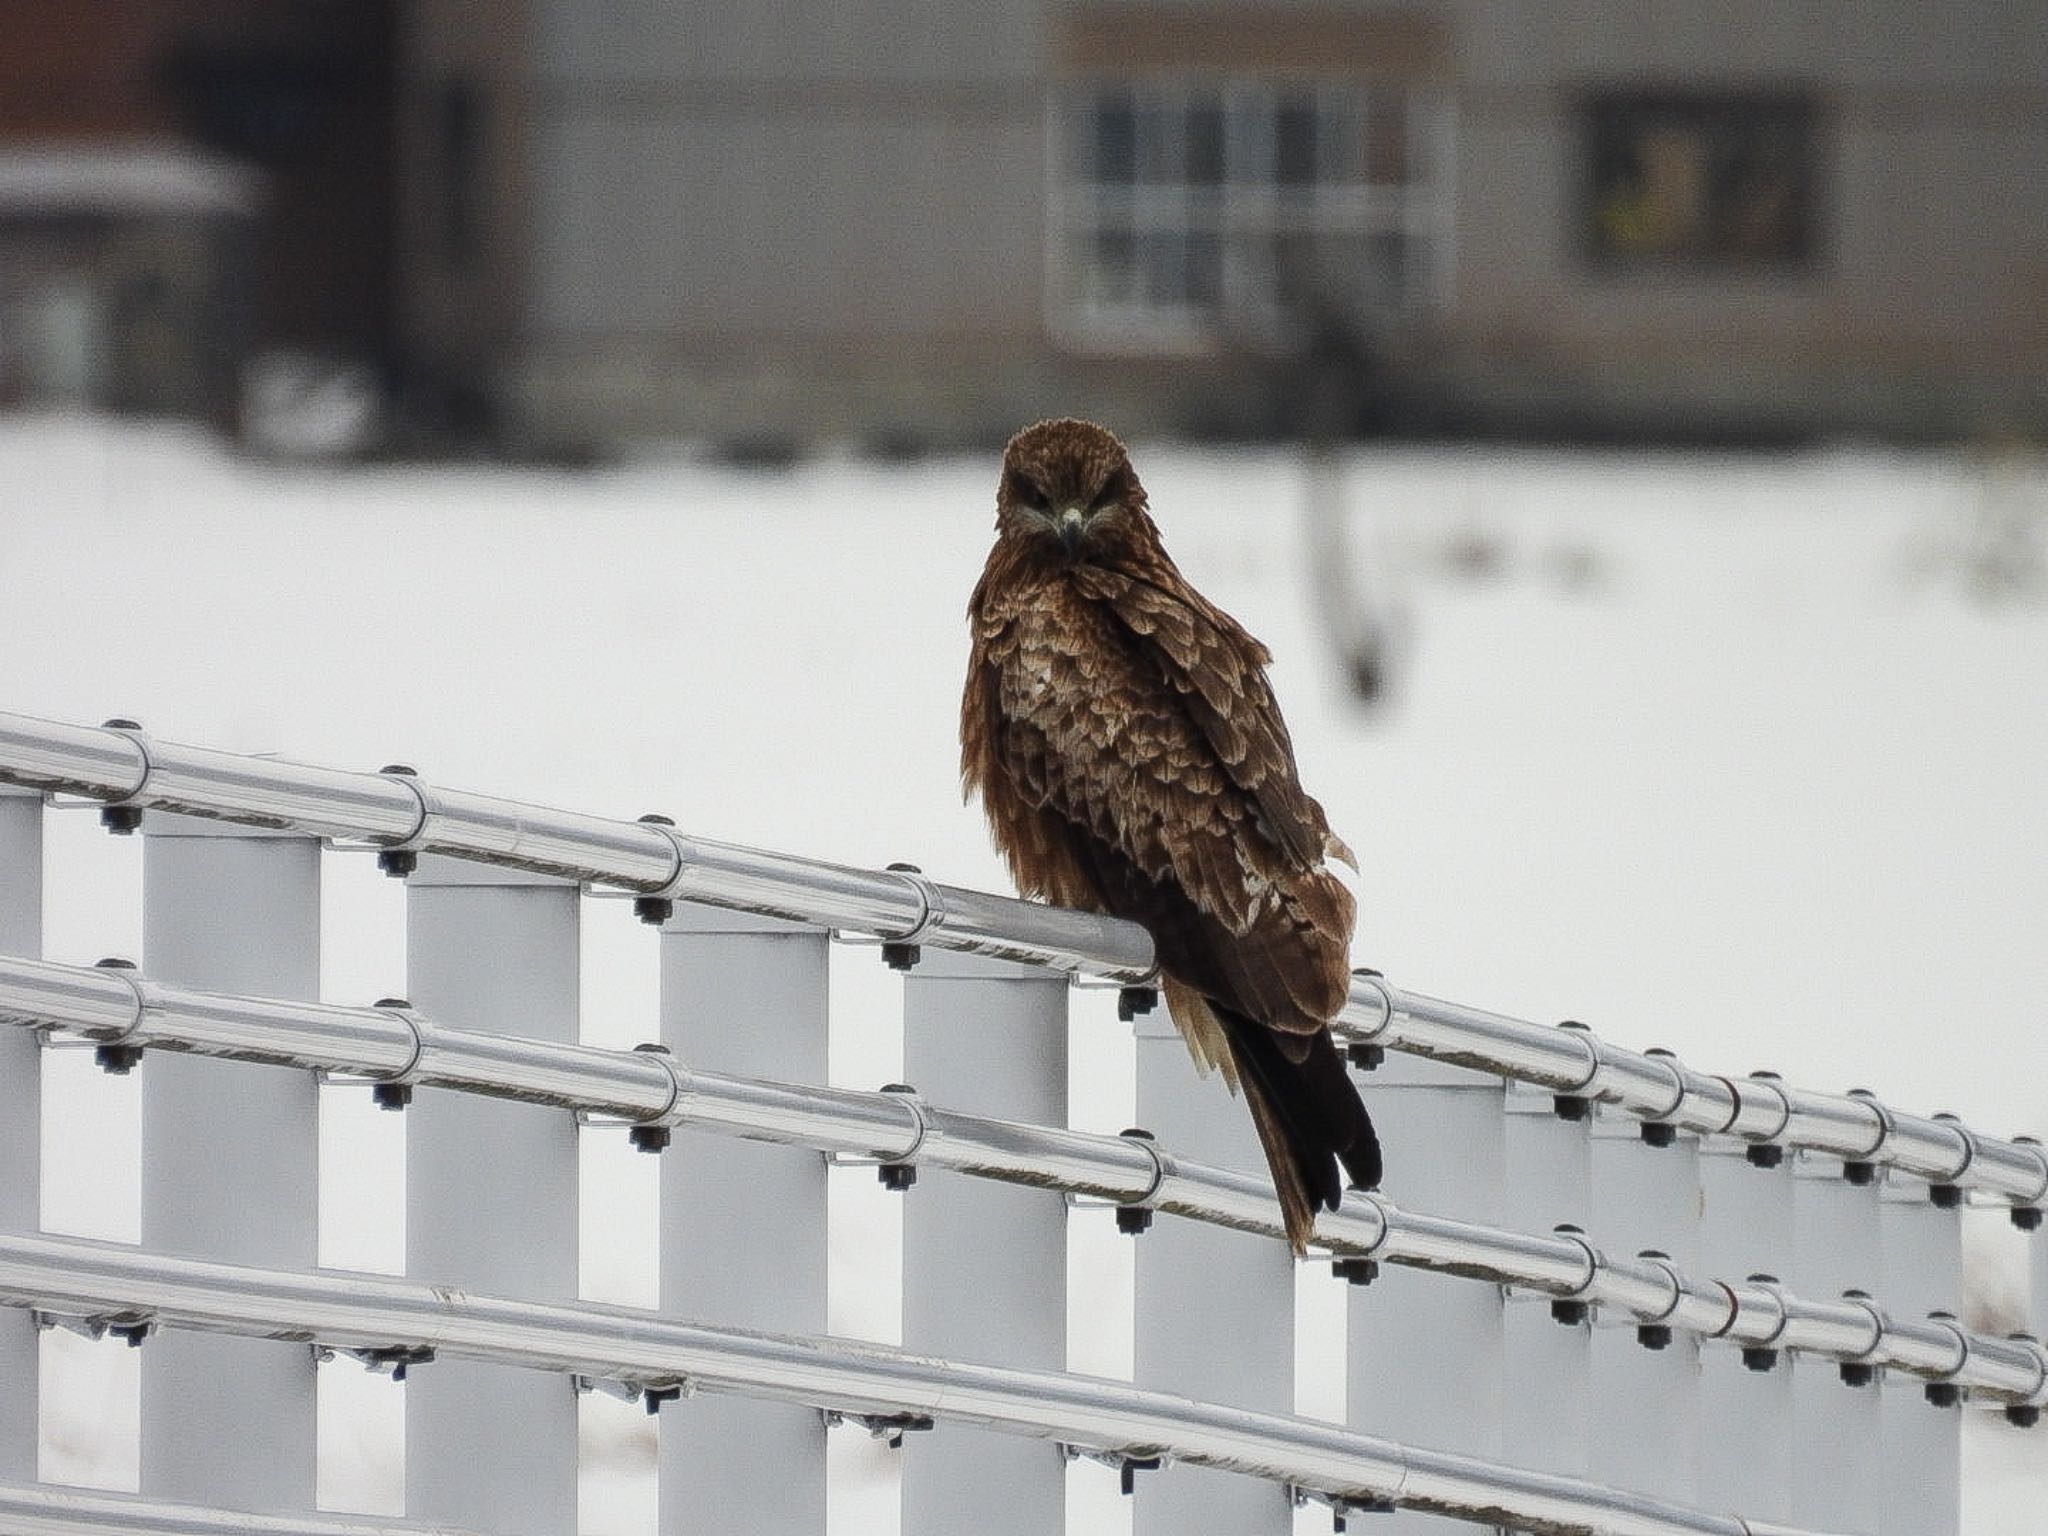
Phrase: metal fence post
[
  {"left": 1588, "top": 1108, "right": 1702, "bottom": 1504},
  {"left": 1877, "top": 1173, "right": 1961, "bottom": 1536},
  {"left": 405, "top": 856, "right": 579, "bottom": 1536},
  {"left": 138, "top": 812, "right": 321, "bottom": 1513},
  {"left": 1132, "top": 1009, "right": 1292, "bottom": 1536},
  {"left": 0, "top": 786, "right": 41, "bottom": 1481},
  {"left": 900, "top": 951, "right": 1069, "bottom": 1536},
  {"left": 1345, "top": 1052, "right": 1504, "bottom": 1536},
  {"left": 1789, "top": 1154, "right": 1884, "bottom": 1534},
  {"left": 1499, "top": 1077, "right": 1592, "bottom": 1483},
  {"left": 657, "top": 904, "right": 828, "bottom": 1536},
  {"left": 1695, "top": 1140, "right": 1795, "bottom": 1521}
]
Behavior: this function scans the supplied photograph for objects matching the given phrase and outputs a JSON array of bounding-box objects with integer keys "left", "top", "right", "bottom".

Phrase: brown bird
[{"left": 961, "top": 417, "right": 1380, "bottom": 1251}]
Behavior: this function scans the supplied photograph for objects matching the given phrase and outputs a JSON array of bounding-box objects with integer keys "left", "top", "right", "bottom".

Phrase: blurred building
[
  {"left": 5, "top": 4, "right": 2043, "bottom": 450},
  {"left": 0, "top": 2, "right": 394, "bottom": 431},
  {"left": 404, "top": 1, "right": 2048, "bottom": 453}
]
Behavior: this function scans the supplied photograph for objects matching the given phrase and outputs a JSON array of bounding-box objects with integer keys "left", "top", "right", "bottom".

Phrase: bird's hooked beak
[{"left": 1057, "top": 506, "right": 1086, "bottom": 556}]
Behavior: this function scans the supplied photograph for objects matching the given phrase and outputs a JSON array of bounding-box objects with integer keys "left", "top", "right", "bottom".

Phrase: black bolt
[
  {"left": 99, "top": 720, "right": 143, "bottom": 830},
  {"left": 1742, "top": 1348, "right": 1778, "bottom": 1373},
  {"left": 1117, "top": 986, "right": 1158, "bottom": 1022},
  {"left": 1840, "top": 1362, "right": 1876, "bottom": 1388},
  {"left": 1115, "top": 1205, "right": 1153, "bottom": 1235},
  {"left": 1553, "top": 1095, "right": 1589, "bottom": 1122},
  {"left": 377, "top": 766, "right": 420, "bottom": 876},
  {"left": 371, "top": 1082, "right": 412, "bottom": 1111},
  {"left": 1637, "top": 1324, "right": 1672, "bottom": 1350},
  {"left": 1551, "top": 1299, "right": 1588, "bottom": 1326},
  {"left": 1334, "top": 1258, "right": 1379, "bottom": 1287},
  {"left": 94, "top": 1044, "right": 142, "bottom": 1075},
  {"left": 1346, "top": 1042, "right": 1385, "bottom": 1072},
  {"left": 1117, "top": 1455, "right": 1160, "bottom": 1495},
  {"left": 1746, "top": 1144, "right": 1785, "bottom": 1169},
  {"left": 1640, "top": 1122, "right": 1676, "bottom": 1147},
  {"left": 94, "top": 957, "right": 136, "bottom": 969},
  {"left": 1925, "top": 1382, "right": 1962, "bottom": 1408},
  {"left": 2005, "top": 1404, "right": 2041, "bottom": 1428},
  {"left": 881, "top": 864, "right": 926, "bottom": 970},
  {"left": 632, "top": 816, "right": 677, "bottom": 923},
  {"left": 630, "top": 1124, "right": 672, "bottom": 1153},
  {"left": 2012, "top": 1206, "right": 2043, "bottom": 1232},
  {"left": 1929, "top": 1184, "right": 1963, "bottom": 1210},
  {"left": 644, "top": 1385, "right": 684, "bottom": 1415},
  {"left": 110, "top": 1322, "right": 149, "bottom": 1348},
  {"left": 1843, "top": 1161, "right": 1876, "bottom": 1186},
  {"left": 879, "top": 1163, "right": 916, "bottom": 1190}
]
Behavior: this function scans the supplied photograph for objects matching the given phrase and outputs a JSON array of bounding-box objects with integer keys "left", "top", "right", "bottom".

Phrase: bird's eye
[
  {"left": 1090, "top": 472, "right": 1124, "bottom": 513},
  {"left": 1010, "top": 473, "right": 1049, "bottom": 512}
]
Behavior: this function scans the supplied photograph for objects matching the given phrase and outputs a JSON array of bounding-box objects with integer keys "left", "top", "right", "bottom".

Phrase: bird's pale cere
[{"left": 962, "top": 417, "right": 1381, "bottom": 1253}]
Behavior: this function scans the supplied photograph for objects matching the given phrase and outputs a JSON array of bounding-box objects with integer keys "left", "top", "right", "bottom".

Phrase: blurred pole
[
  {"left": 1876, "top": 1173, "right": 1961, "bottom": 1536},
  {"left": 901, "top": 951, "right": 1068, "bottom": 1536},
  {"left": 405, "top": 857, "right": 578, "bottom": 1536},
  {"left": 1345, "top": 1052, "right": 1504, "bottom": 1535},
  {"left": 0, "top": 786, "right": 40, "bottom": 1480},
  {"left": 139, "top": 813, "right": 320, "bottom": 1512},
  {"left": 658, "top": 905, "right": 828, "bottom": 1536},
  {"left": 1695, "top": 1141, "right": 1795, "bottom": 1521},
  {"left": 1132, "top": 1009, "right": 1292, "bottom": 1536},
  {"left": 1499, "top": 1077, "right": 1592, "bottom": 1484},
  {"left": 1789, "top": 1154, "right": 1884, "bottom": 1534},
  {"left": 1587, "top": 1106, "right": 1701, "bottom": 1504}
]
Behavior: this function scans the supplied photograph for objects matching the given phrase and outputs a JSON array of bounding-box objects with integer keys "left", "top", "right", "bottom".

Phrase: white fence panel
[
  {"left": 404, "top": 855, "right": 579, "bottom": 1536},
  {"left": 901, "top": 949, "right": 1070, "bottom": 1536},
  {"left": 658, "top": 902, "right": 829, "bottom": 1535},
  {"left": 1877, "top": 1173, "right": 1961, "bottom": 1536},
  {"left": 1133, "top": 1006, "right": 1295, "bottom": 1536},
  {"left": 138, "top": 812, "right": 321, "bottom": 1514},
  {"left": 1345, "top": 1050, "right": 1505, "bottom": 1536},
  {"left": 0, "top": 785, "right": 40, "bottom": 1482}
]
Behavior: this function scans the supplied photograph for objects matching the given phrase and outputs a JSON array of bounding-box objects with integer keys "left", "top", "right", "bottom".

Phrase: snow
[{"left": 1, "top": 414, "right": 2043, "bottom": 1531}]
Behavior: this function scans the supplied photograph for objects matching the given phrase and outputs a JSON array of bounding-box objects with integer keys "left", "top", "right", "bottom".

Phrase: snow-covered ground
[{"left": 2, "top": 415, "right": 2043, "bottom": 1531}]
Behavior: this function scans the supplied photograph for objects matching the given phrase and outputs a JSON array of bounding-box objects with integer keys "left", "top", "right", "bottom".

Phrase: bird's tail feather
[{"left": 1214, "top": 1005, "right": 1382, "bottom": 1254}]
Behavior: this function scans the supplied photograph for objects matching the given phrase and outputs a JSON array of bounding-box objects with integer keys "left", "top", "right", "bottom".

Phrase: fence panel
[
  {"left": 1697, "top": 1140, "right": 1797, "bottom": 1520},
  {"left": 1345, "top": 1051, "right": 1505, "bottom": 1536},
  {"left": 138, "top": 812, "right": 320, "bottom": 1514},
  {"left": 901, "top": 950, "right": 1071, "bottom": 1536},
  {"left": 1588, "top": 1104, "right": 1703, "bottom": 1504},
  {"left": 1133, "top": 1007, "right": 1294, "bottom": 1536},
  {"left": 404, "top": 855, "right": 579, "bottom": 1536},
  {"left": 1500, "top": 1076, "right": 1593, "bottom": 1483},
  {"left": 1790, "top": 1153, "right": 1884, "bottom": 1534},
  {"left": 1877, "top": 1173, "right": 1961, "bottom": 1536},
  {"left": 0, "top": 785, "right": 39, "bottom": 1481},
  {"left": 658, "top": 903, "right": 829, "bottom": 1536}
]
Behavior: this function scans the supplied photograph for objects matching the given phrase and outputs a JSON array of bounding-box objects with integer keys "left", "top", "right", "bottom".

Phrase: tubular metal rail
[
  {"left": 0, "top": 709, "right": 2040, "bottom": 1216},
  {"left": 0, "top": 1233, "right": 1833, "bottom": 1536},
  {"left": 0, "top": 1482, "right": 476, "bottom": 1536},
  {"left": 3, "top": 955, "right": 2040, "bottom": 1415}
]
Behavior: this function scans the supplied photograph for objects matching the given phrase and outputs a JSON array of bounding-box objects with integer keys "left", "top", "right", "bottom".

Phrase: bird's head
[{"left": 995, "top": 418, "right": 1149, "bottom": 563}]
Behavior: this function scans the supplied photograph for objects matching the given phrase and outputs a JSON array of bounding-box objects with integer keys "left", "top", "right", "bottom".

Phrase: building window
[
  {"left": 1051, "top": 80, "right": 1454, "bottom": 350},
  {"left": 1583, "top": 91, "right": 1819, "bottom": 269}
]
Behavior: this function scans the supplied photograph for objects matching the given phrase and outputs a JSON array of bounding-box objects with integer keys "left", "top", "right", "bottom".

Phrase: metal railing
[
  {"left": 0, "top": 1232, "right": 1835, "bottom": 1536},
  {"left": 0, "top": 708, "right": 2038, "bottom": 1214},
  {"left": 2, "top": 953, "right": 2039, "bottom": 1415}
]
